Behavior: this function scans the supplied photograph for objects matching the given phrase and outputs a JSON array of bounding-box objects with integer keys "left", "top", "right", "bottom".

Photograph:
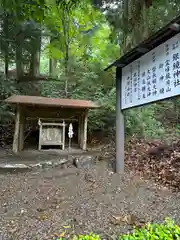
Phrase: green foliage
[
  {"left": 125, "top": 105, "right": 166, "bottom": 140},
  {"left": 87, "top": 87, "right": 116, "bottom": 131},
  {"left": 1, "top": 0, "right": 82, "bottom": 22},
  {"left": 0, "top": 74, "right": 18, "bottom": 123},
  {"left": 120, "top": 218, "right": 180, "bottom": 240},
  {"left": 73, "top": 233, "right": 101, "bottom": 240},
  {"left": 176, "top": 124, "right": 180, "bottom": 135},
  {"left": 56, "top": 219, "right": 180, "bottom": 240}
]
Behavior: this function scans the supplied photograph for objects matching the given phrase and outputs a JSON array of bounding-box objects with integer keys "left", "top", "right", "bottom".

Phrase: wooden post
[
  {"left": 62, "top": 120, "right": 65, "bottom": 150},
  {"left": 38, "top": 120, "right": 42, "bottom": 150},
  {"left": 82, "top": 110, "right": 88, "bottom": 150},
  {"left": 116, "top": 67, "right": 124, "bottom": 173},
  {"left": 78, "top": 115, "right": 81, "bottom": 147},
  {"left": 80, "top": 115, "right": 84, "bottom": 149},
  {"left": 13, "top": 105, "right": 21, "bottom": 153},
  {"left": 79, "top": 111, "right": 88, "bottom": 150},
  {"left": 19, "top": 114, "right": 25, "bottom": 151}
]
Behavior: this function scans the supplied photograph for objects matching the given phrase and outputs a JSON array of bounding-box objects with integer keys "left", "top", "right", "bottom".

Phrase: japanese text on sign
[{"left": 121, "top": 33, "right": 180, "bottom": 110}]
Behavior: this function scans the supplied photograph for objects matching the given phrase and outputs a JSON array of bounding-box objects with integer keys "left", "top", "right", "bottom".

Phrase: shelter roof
[
  {"left": 104, "top": 15, "right": 180, "bottom": 71},
  {"left": 5, "top": 95, "right": 99, "bottom": 109}
]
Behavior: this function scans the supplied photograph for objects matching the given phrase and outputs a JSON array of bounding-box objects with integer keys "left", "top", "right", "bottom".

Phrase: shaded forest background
[{"left": 0, "top": 0, "right": 180, "bottom": 147}]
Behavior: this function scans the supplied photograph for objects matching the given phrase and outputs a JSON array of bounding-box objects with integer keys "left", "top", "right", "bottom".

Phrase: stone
[{"left": 0, "top": 163, "right": 30, "bottom": 170}]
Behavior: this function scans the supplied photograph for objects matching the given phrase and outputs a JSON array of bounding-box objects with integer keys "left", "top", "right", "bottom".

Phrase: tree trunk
[
  {"left": 49, "top": 58, "right": 57, "bottom": 76},
  {"left": 121, "top": 0, "right": 129, "bottom": 53},
  {"left": 30, "top": 33, "right": 41, "bottom": 76},
  {"left": 15, "top": 33, "right": 24, "bottom": 82},
  {"left": 142, "top": 1, "right": 149, "bottom": 39},
  {"left": 62, "top": 10, "right": 70, "bottom": 97},
  {"left": 3, "top": 13, "right": 9, "bottom": 79},
  {"left": 64, "top": 42, "right": 69, "bottom": 97},
  {"left": 49, "top": 37, "right": 57, "bottom": 77},
  {"left": 30, "top": 50, "right": 40, "bottom": 76}
]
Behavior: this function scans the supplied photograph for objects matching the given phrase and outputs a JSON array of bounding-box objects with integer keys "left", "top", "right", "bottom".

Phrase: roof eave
[{"left": 5, "top": 100, "right": 99, "bottom": 109}]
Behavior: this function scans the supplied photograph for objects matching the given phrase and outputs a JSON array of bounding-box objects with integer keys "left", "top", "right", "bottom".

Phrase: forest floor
[{"left": 0, "top": 151, "right": 180, "bottom": 240}]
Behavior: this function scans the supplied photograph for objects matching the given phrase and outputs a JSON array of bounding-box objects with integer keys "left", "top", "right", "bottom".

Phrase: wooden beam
[
  {"left": 13, "top": 105, "right": 21, "bottom": 153},
  {"left": 24, "top": 106, "right": 84, "bottom": 119},
  {"left": 27, "top": 117, "right": 78, "bottom": 122}
]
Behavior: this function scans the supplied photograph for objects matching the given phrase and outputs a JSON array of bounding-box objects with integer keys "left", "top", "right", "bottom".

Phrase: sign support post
[{"left": 116, "top": 67, "right": 124, "bottom": 173}]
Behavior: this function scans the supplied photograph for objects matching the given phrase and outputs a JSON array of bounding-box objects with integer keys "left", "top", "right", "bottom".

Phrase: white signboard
[{"left": 121, "top": 32, "right": 180, "bottom": 110}]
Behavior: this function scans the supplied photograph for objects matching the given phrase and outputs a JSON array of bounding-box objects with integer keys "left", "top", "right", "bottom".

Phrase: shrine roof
[
  {"left": 104, "top": 15, "right": 180, "bottom": 71},
  {"left": 5, "top": 95, "right": 99, "bottom": 109}
]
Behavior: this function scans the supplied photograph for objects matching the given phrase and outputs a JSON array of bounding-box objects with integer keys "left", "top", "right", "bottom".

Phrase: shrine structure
[{"left": 5, "top": 95, "right": 99, "bottom": 153}]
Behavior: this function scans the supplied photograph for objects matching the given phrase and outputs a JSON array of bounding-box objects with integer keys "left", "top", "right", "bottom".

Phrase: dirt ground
[{"left": 0, "top": 159, "right": 180, "bottom": 240}]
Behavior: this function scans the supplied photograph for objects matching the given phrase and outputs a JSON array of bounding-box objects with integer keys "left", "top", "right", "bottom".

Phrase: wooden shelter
[{"left": 5, "top": 95, "right": 99, "bottom": 153}]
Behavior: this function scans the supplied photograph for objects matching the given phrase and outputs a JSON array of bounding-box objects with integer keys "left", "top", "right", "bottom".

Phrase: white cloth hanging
[{"left": 68, "top": 123, "right": 74, "bottom": 138}]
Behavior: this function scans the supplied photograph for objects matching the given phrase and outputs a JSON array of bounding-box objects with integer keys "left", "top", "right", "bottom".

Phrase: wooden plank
[
  {"left": 38, "top": 119, "right": 66, "bottom": 150},
  {"left": 13, "top": 106, "right": 21, "bottom": 153},
  {"left": 40, "top": 142, "right": 64, "bottom": 145},
  {"left": 41, "top": 122, "right": 66, "bottom": 126},
  {"left": 24, "top": 106, "right": 84, "bottom": 119},
  {"left": 41, "top": 127, "right": 63, "bottom": 144},
  {"left": 27, "top": 117, "right": 77, "bottom": 122}
]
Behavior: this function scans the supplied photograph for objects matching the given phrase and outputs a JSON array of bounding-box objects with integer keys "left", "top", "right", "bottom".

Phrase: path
[{"left": 0, "top": 160, "right": 180, "bottom": 240}]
